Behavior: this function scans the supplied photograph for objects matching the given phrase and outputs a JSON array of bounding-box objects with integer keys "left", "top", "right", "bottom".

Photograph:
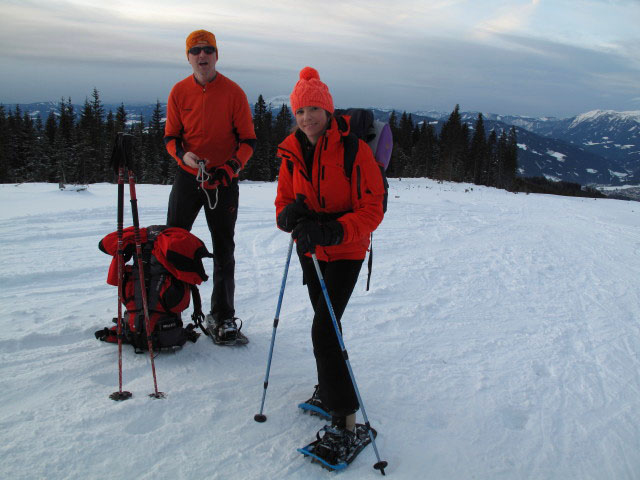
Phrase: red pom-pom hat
[{"left": 289, "top": 66, "right": 334, "bottom": 114}]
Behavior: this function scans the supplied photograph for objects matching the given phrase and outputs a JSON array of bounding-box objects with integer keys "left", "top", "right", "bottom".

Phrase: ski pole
[
  {"left": 128, "top": 168, "right": 165, "bottom": 399},
  {"left": 254, "top": 236, "right": 294, "bottom": 423},
  {"left": 109, "top": 133, "right": 131, "bottom": 401},
  {"left": 310, "top": 252, "right": 388, "bottom": 475}
]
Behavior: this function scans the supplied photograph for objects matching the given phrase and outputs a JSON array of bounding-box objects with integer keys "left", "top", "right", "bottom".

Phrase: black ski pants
[
  {"left": 298, "top": 252, "right": 363, "bottom": 417},
  {"left": 167, "top": 168, "right": 238, "bottom": 321}
]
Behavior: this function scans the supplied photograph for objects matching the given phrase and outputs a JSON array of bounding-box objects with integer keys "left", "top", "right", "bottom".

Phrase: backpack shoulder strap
[{"left": 342, "top": 132, "right": 359, "bottom": 180}]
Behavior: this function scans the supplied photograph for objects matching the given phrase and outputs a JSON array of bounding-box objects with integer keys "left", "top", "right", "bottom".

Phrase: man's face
[{"left": 188, "top": 41, "right": 218, "bottom": 79}]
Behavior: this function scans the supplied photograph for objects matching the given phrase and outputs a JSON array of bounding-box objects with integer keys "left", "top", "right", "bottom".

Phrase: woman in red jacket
[{"left": 275, "top": 67, "right": 385, "bottom": 461}]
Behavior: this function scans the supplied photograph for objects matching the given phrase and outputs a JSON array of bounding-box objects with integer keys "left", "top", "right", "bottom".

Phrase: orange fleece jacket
[{"left": 164, "top": 73, "right": 256, "bottom": 175}]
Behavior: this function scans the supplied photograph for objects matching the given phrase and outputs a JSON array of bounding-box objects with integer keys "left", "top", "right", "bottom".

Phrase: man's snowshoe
[
  {"left": 297, "top": 423, "right": 377, "bottom": 471},
  {"left": 298, "top": 384, "right": 330, "bottom": 419},
  {"left": 204, "top": 314, "right": 249, "bottom": 346}
]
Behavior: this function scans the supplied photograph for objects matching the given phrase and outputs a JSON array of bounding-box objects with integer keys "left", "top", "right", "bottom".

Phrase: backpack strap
[
  {"left": 190, "top": 284, "right": 207, "bottom": 335},
  {"left": 341, "top": 131, "right": 376, "bottom": 291},
  {"left": 342, "top": 132, "right": 359, "bottom": 181},
  {"left": 365, "top": 225, "right": 376, "bottom": 290}
]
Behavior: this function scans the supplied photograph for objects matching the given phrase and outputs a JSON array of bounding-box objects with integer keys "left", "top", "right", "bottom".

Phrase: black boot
[{"left": 299, "top": 385, "right": 330, "bottom": 419}]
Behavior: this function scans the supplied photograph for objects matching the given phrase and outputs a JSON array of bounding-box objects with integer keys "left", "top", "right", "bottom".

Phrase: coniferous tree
[
  {"left": 400, "top": 112, "right": 417, "bottom": 176},
  {"left": 44, "top": 110, "right": 57, "bottom": 146},
  {"left": 77, "top": 97, "right": 95, "bottom": 183},
  {"left": 495, "top": 129, "right": 509, "bottom": 188},
  {"left": 412, "top": 121, "right": 437, "bottom": 178},
  {"left": 438, "top": 104, "right": 468, "bottom": 181},
  {"left": 42, "top": 111, "right": 58, "bottom": 182},
  {"left": 115, "top": 103, "right": 127, "bottom": 133},
  {"left": 271, "top": 103, "right": 292, "bottom": 180},
  {"left": 407, "top": 123, "right": 424, "bottom": 177},
  {"left": 145, "top": 101, "right": 169, "bottom": 184},
  {"left": 468, "top": 113, "right": 487, "bottom": 184},
  {"left": 5, "top": 106, "right": 20, "bottom": 181},
  {"left": 386, "top": 111, "right": 399, "bottom": 177},
  {"left": 55, "top": 98, "right": 76, "bottom": 184},
  {"left": 105, "top": 110, "right": 116, "bottom": 144},
  {"left": 31, "top": 114, "right": 52, "bottom": 182},
  {"left": 131, "top": 115, "right": 145, "bottom": 182},
  {"left": 243, "top": 95, "right": 271, "bottom": 181},
  {"left": 502, "top": 127, "right": 518, "bottom": 190},
  {"left": 12, "top": 106, "right": 32, "bottom": 182},
  {"left": 397, "top": 111, "right": 413, "bottom": 156},
  {"left": 90, "top": 88, "right": 107, "bottom": 182},
  {"left": 0, "top": 105, "right": 7, "bottom": 182},
  {"left": 483, "top": 130, "right": 498, "bottom": 186}
]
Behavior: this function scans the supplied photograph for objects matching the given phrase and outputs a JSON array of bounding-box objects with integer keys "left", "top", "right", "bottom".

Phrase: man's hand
[
  {"left": 212, "top": 158, "right": 241, "bottom": 187},
  {"left": 182, "top": 152, "right": 202, "bottom": 169}
]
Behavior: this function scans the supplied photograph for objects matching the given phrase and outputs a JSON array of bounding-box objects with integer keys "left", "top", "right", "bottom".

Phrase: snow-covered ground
[{"left": 1, "top": 179, "right": 639, "bottom": 480}]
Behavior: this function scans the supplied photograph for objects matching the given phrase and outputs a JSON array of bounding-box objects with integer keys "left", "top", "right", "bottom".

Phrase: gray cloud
[{"left": 0, "top": 0, "right": 638, "bottom": 117}]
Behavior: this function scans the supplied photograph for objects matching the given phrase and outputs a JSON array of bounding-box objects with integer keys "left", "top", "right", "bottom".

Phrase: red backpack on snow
[{"left": 95, "top": 225, "right": 213, "bottom": 352}]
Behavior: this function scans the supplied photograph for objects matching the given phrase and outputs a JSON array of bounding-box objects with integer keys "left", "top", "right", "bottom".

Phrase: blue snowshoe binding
[{"left": 298, "top": 423, "right": 377, "bottom": 471}]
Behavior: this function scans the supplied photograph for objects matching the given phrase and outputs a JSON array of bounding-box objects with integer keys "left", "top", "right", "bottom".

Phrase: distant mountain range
[{"left": 4, "top": 100, "right": 639, "bottom": 187}]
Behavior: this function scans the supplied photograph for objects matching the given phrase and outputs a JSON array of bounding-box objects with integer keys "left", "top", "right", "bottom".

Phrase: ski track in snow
[{"left": 0, "top": 180, "right": 639, "bottom": 479}]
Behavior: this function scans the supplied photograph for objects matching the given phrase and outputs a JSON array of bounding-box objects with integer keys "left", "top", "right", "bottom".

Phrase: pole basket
[{"left": 109, "top": 391, "right": 132, "bottom": 401}]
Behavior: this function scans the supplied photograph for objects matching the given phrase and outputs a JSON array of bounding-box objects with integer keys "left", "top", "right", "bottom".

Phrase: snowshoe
[
  {"left": 204, "top": 314, "right": 249, "bottom": 346},
  {"left": 298, "top": 423, "right": 377, "bottom": 471},
  {"left": 298, "top": 385, "right": 330, "bottom": 419}
]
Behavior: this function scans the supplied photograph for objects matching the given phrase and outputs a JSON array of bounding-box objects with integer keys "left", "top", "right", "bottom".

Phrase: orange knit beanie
[
  {"left": 186, "top": 29, "right": 217, "bottom": 58},
  {"left": 289, "top": 67, "right": 334, "bottom": 114}
]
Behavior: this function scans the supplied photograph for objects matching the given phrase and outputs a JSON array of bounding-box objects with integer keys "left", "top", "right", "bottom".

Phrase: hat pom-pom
[{"left": 299, "top": 66, "right": 320, "bottom": 81}]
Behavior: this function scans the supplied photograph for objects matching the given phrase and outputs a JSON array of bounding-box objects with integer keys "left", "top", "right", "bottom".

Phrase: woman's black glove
[
  {"left": 277, "top": 200, "right": 313, "bottom": 232},
  {"left": 292, "top": 220, "right": 343, "bottom": 254}
]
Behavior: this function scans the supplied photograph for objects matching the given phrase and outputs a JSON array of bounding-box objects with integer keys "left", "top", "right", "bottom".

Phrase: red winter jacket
[
  {"left": 99, "top": 226, "right": 212, "bottom": 286},
  {"left": 275, "top": 116, "right": 385, "bottom": 261}
]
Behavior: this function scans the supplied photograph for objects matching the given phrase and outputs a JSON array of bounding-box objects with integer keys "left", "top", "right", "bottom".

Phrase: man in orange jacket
[{"left": 164, "top": 29, "right": 256, "bottom": 344}]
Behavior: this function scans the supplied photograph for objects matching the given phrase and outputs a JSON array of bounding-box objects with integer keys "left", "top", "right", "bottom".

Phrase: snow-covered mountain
[
  {"left": 488, "top": 110, "right": 640, "bottom": 185},
  {"left": 370, "top": 109, "right": 629, "bottom": 186},
  {"left": 555, "top": 110, "right": 639, "bottom": 168}
]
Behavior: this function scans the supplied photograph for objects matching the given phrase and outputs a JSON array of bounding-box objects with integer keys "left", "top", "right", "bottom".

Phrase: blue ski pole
[
  {"left": 310, "top": 252, "right": 388, "bottom": 475},
  {"left": 254, "top": 236, "right": 295, "bottom": 422}
]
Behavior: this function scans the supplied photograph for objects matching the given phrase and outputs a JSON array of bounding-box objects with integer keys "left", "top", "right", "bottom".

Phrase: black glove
[
  {"left": 277, "top": 200, "right": 313, "bottom": 232},
  {"left": 211, "top": 158, "right": 241, "bottom": 187},
  {"left": 292, "top": 220, "right": 343, "bottom": 254}
]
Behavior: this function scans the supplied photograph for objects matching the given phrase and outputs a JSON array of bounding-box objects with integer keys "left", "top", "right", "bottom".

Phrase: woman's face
[{"left": 295, "top": 106, "right": 329, "bottom": 144}]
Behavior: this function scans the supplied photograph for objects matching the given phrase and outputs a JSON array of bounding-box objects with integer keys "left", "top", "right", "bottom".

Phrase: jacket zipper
[
  {"left": 316, "top": 135, "right": 328, "bottom": 208},
  {"left": 201, "top": 86, "right": 206, "bottom": 136}
]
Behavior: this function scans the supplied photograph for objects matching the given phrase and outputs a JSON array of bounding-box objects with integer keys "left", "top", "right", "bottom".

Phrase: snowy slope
[{"left": 0, "top": 180, "right": 639, "bottom": 480}]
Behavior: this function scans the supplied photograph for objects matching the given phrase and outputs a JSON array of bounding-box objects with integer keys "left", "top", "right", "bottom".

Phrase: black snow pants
[
  {"left": 298, "top": 252, "right": 363, "bottom": 417},
  {"left": 167, "top": 168, "right": 238, "bottom": 321}
]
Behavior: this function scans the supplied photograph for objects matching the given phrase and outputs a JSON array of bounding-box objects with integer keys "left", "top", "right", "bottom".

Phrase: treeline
[
  {"left": 513, "top": 176, "right": 605, "bottom": 198},
  {"left": 0, "top": 88, "right": 598, "bottom": 199},
  {"left": 385, "top": 104, "right": 518, "bottom": 190},
  {"left": 0, "top": 91, "right": 293, "bottom": 185},
  {"left": 0, "top": 89, "right": 175, "bottom": 185}
]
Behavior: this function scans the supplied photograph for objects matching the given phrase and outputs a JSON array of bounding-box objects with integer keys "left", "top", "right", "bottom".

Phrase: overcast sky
[{"left": 0, "top": 0, "right": 638, "bottom": 118}]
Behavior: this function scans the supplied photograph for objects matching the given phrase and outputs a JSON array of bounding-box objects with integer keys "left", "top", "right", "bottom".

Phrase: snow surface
[
  {"left": 546, "top": 150, "right": 566, "bottom": 163},
  {"left": 1, "top": 180, "right": 640, "bottom": 480}
]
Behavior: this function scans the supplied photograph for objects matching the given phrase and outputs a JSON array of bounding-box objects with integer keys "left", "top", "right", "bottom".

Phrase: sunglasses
[{"left": 189, "top": 46, "right": 216, "bottom": 55}]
